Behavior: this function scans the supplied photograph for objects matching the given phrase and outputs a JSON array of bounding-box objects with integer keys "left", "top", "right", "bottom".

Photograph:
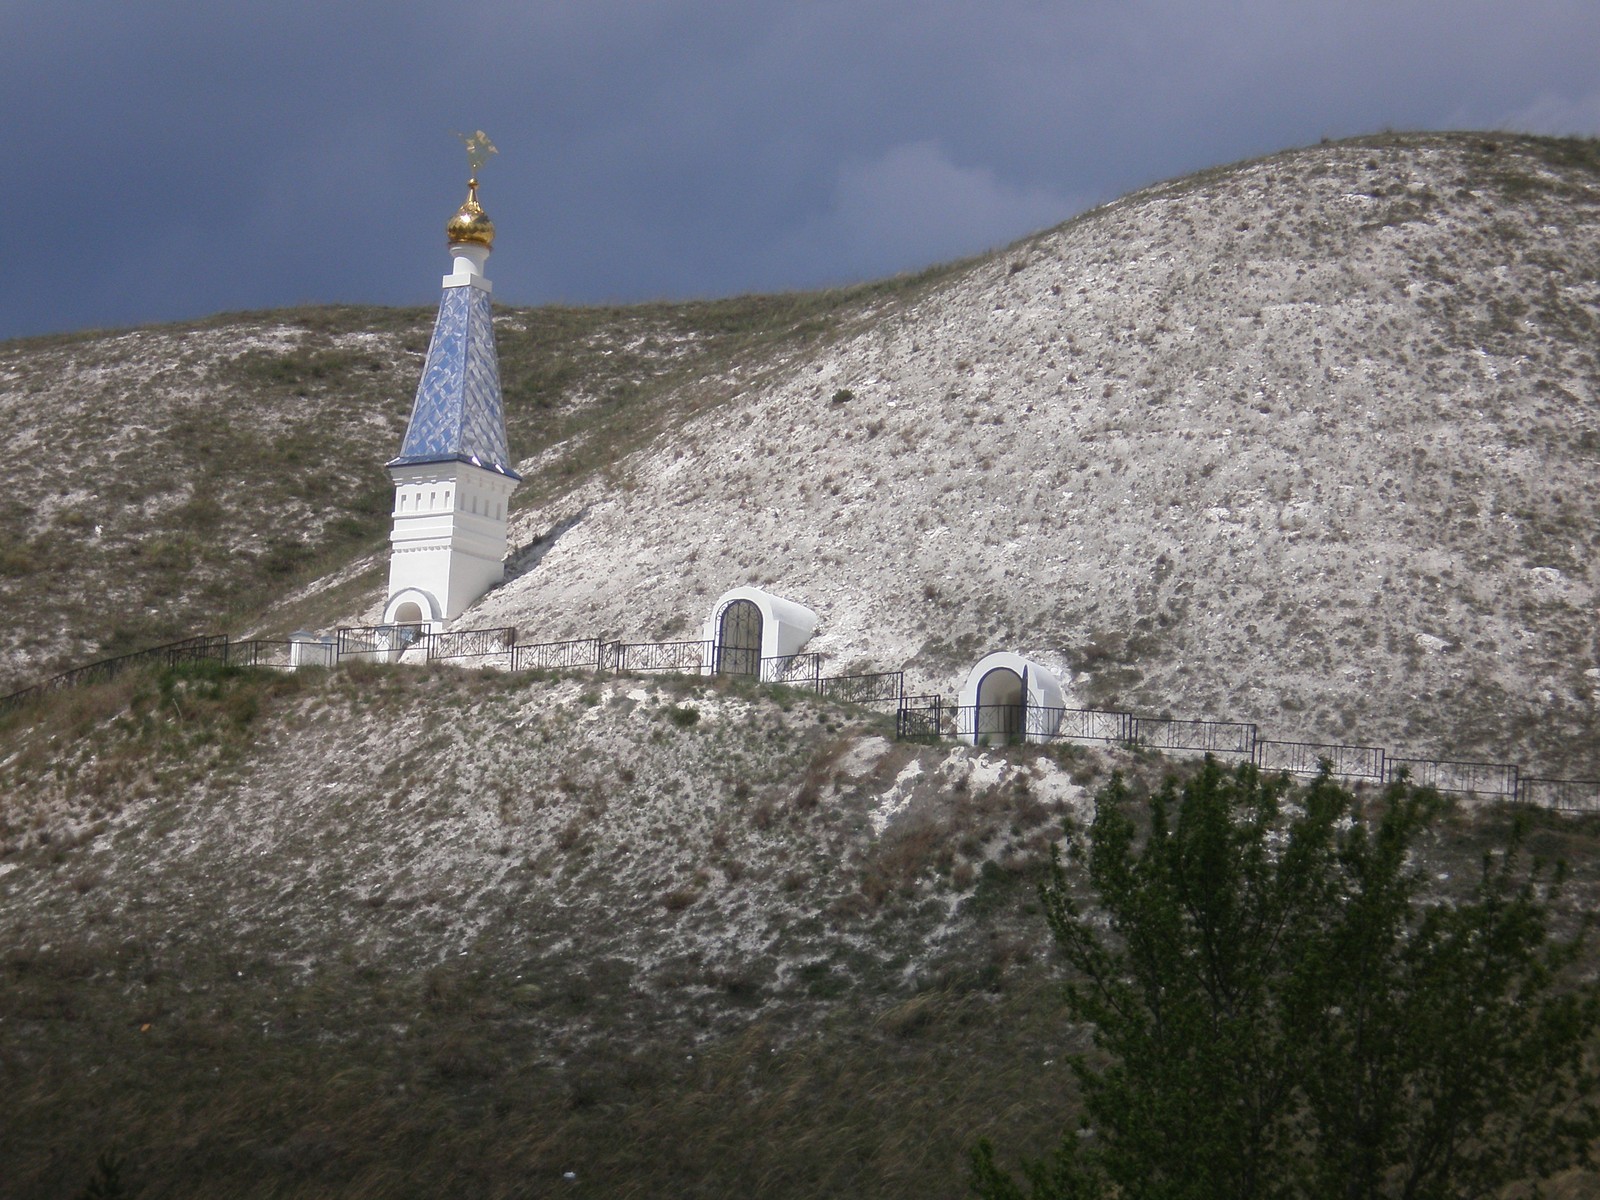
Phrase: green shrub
[{"left": 665, "top": 704, "right": 700, "bottom": 728}]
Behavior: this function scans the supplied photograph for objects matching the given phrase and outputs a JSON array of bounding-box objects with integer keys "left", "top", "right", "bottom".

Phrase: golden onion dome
[{"left": 446, "top": 179, "right": 495, "bottom": 248}]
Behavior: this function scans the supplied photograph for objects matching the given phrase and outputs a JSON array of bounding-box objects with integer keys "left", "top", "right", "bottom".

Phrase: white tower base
[{"left": 384, "top": 460, "right": 519, "bottom": 624}]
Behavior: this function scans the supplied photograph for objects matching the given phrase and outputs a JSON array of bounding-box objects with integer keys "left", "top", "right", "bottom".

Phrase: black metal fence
[
  {"left": 762, "top": 652, "right": 822, "bottom": 688},
  {"left": 225, "top": 639, "right": 298, "bottom": 670},
  {"left": 1519, "top": 777, "right": 1600, "bottom": 812},
  {"left": 0, "top": 635, "right": 232, "bottom": 718},
  {"left": 1387, "top": 757, "right": 1519, "bottom": 799},
  {"left": 513, "top": 637, "right": 606, "bottom": 673},
  {"left": 607, "top": 639, "right": 712, "bottom": 674},
  {"left": 890, "top": 696, "right": 1600, "bottom": 812},
  {"left": 9, "top": 623, "right": 1600, "bottom": 816},
  {"left": 929, "top": 704, "right": 1261, "bottom": 750},
  {"left": 923, "top": 702, "right": 1120, "bottom": 746},
  {"left": 0, "top": 634, "right": 330, "bottom": 716},
  {"left": 817, "top": 670, "right": 904, "bottom": 707},
  {"left": 1253, "top": 739, "right": 1386, "bottom": 781},
  {"left": 952, "top": 702, "right": 1124, "bottom": 745},
  {"left": 336, "top": 624, "right": 425, "bottom": 661},
  {"left": 428, "top": 626, "right": 516, "bottom": 665},
  {"left": 896, "top": 695, "right": 947, "bottom": 740},
  {"left": 1052, "top": 707, "right": 1130, "bottom": 744},
  {"left": 1128, "top": 715, "right": 1256, "bottom": 757}
]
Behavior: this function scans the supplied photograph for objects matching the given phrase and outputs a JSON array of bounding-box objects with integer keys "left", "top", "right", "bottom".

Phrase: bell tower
[{"left": 383, "top": 133, "right": 520, "bottom": 627}]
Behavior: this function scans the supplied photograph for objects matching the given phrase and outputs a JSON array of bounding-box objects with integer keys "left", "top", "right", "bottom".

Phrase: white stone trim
[
  {"left": 384, "top": 459, "right": 519, "bottom": 621},
  {"left": 443, "top": 243, "right": 492, "bottom": 290},
  {"left": 383, "top": 586, "right": 442, "bottom": 626}
]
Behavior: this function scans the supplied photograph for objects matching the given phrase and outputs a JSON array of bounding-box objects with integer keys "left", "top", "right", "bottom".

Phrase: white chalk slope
[{"left": 460, "top": 134, "right": 1600, "bottom": 775}]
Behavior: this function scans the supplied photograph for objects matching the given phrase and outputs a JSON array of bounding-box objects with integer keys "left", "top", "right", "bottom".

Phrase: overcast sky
[{"left": 4, "top": 1, "right": 1599, "bottom": 342}]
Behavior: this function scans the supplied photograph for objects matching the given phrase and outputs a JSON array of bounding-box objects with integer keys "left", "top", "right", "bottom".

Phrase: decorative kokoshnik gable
[{"left": 383, "top": 134, "right": 520, "bottom": 628}]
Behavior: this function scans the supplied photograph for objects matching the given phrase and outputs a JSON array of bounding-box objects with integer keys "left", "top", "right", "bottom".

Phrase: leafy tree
[{"left": 972, "top": 758, "right": 1600, "bottom": 1200}]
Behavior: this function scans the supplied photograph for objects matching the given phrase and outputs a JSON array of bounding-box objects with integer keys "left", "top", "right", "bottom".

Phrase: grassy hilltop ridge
[
  {"left": 0, "top": 282, "right": 930, "bottom": 690},
  {"left": 4, "top": 132, "right": 1600, "bottom": 773},
  {"left": 469, "top": 131, "right": 1600, "bottom": 776}
]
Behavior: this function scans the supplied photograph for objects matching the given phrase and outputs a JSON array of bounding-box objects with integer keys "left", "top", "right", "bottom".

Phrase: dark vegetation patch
[
  {"left": 0, "top": 664, "right": 1093, "bottom": 1199},
  {"left": 3, "top": 661, "right": 1600, "bottom": 1196},
  {"left": 0, "top": 944, "right": 1079, "bottom": 1200}
]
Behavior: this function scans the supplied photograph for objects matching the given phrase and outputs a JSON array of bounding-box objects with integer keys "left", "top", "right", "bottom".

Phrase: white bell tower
[{"left": 383, "top": 138, "right": 520, "bottom": 627}]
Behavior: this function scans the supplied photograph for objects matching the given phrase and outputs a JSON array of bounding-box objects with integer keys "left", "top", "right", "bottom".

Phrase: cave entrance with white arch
[
  {"left": 714, "top": 598, "right": 763, "bottom": 678},
  {"left": 974, "top": 663, "right": 1026, "bottom": 742},
  {"left": 703, "top": 587, "right": 820, "bottom": 681},
  {"left": 957, "top": 652, "right": 1067, "bottom": 745}
]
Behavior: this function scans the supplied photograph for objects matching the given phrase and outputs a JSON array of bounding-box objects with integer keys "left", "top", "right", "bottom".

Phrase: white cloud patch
[{"left": 783, "top": 140, "right": 1078, "bottom": 282}]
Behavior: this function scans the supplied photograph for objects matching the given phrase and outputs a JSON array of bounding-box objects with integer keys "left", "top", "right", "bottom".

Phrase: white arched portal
[
  {"left": 382, "top": 586, "right": 441, "bottom": 627},
  {"left": 974, "top": 665, "right": 1025, "bottom": 742},
  {"left": 369, "top": 587, "right": 442, "bottom": 662},
  {"left": 703, "top": 587, "right": 819, "bottom": 678},
  {"left": 957, "top": 652, "right": 1066, "bottom": 746}
]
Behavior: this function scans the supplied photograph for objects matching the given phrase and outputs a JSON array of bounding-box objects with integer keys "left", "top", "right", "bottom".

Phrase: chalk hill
[
  {"left": 7, "top": 133, "right": 1600, "bottom": 770},
  {"left": 479, "top": 132, "right": 1600, "bottom": 775},
  {"left": 6, "top": 131, "right": 1600, "bottom": 1198}
]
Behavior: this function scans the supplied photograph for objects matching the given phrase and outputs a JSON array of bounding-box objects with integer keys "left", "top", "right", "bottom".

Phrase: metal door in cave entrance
[{"left": 715, "top": 599, "right": 762, "bottom": 678}]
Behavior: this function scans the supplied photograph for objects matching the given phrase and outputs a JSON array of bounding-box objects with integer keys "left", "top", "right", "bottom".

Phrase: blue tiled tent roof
[{"left": 388, "top": 285, "right": 520, "bottom": 479}]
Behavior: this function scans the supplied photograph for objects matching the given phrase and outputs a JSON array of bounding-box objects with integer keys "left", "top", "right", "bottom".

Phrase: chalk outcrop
[{"left": 463, "top": 134, "right": 1600, "bottom": 774}]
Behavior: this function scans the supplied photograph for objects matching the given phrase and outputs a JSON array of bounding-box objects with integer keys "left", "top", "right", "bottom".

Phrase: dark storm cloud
[{"left": 2, "top": 1, "right": 1598, "bottom": 340}]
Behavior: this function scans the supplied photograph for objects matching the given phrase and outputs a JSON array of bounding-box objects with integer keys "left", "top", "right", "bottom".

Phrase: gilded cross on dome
[
  {"left": 456, "top": 130, "right": 498, "bottom": 175},
  {"left": 447, "top": 131, "right": 497, "bottom": 248}
]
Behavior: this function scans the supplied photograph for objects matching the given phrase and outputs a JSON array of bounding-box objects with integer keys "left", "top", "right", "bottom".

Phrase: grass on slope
[
  {"left": 0, "top": 263, "right": 963, "bottom": 692},
  {"left": 2, "top": 945, "right": 1080, "bottom": 1200},
  {"left": 4, "top": 660, "right": 1600, "bottom": 1198},
  {"left": 0, "top": 658, "right": 1077, "bottom": 1199},
  {"left": 11, "top": 130, "right": 1596, "bottom": 693}
]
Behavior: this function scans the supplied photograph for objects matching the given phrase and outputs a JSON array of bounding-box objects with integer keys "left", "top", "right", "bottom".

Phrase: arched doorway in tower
[
  {"left": 714, "top": 598, "right": 763, "bottom": 678},
  {"left": 391, "top": 600, "right": 425, "bottom": 626},
  {"left": 381, "top": 600, "right": 426, "bottom": 660},
  {"left": 974, "top": 665, "right": 1026, "bottom": 744},
  {"left": 381, "top": 585, "right": 441, "bottom": 630}
]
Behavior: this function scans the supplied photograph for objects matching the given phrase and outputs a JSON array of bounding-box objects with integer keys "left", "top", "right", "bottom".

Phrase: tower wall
[{"left": 385, "top": 461, "right": 518, "bottom": 622}]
